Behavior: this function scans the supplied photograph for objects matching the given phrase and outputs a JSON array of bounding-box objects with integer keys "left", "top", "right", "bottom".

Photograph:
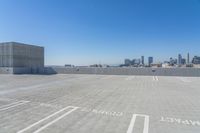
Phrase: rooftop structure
[{"left": 0, "top": 42, "right": 44, "bottom": 74}]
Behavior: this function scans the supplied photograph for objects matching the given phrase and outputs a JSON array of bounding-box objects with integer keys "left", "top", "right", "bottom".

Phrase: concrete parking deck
[{"left": 0, "top": 74, "right": 200, "bottom": 133}]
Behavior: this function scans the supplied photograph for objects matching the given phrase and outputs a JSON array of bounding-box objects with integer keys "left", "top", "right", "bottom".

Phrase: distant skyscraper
[
  {"left": 178, "top": 54, "right": 182, "bottom": 65},
  {"left": 141, "top": 56, "right": 144, "bottom": 65},
  {"left": 132, "top": 59, "right": 140, "bottom": 65},
  {"left": 181, "top": 58, "right": 186, "bottom": 65},
  {"left": 187, "top": 53, "right": 190, "bottom": 64},
  {"left": 124, "top": 59, "right": 131, "bottom": 66},
  {"left": 148, "top": 57, "right": 153, "bottom": 66}
]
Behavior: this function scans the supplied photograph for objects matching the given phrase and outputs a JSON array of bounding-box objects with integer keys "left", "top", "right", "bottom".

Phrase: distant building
[
  {"left": 141, "top": 56, "right": 144, "bottom": 65},
  {"left": 187, "top": 53, "right": 190, "bottom": 64},
  {"left": 65, "top": 64, "right": 74, "bottom": 67},
  {"left": 181, "top": 58, "right": 186, "bottom": 65},
  {"left": 90, "top": 64, "right": 102, "bottom": 67},
  {"left": 162, "top": 62, "right": 170, "bottom": 68},
  {"left": 124, "top": 59, "right": 132, "bottom": 66},
  {"left": 169, "top": 57, "right": 177, "bottom": 66},
  {"left": 148, "top": 57, "right": 153, "bottom": 66},
  {"left": 178, "top": 54, "right": 182, "bottom": 65},
  {"left": 192, "top": 56, "right": 200, "bottom": 64},
  {"left": 132, "top": 59, "right": 140, "bottom": 66}
]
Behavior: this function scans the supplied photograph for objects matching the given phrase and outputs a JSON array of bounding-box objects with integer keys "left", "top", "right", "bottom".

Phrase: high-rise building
[
  {"left": 132, "top": 59, "right": 140, "bottom": 65},
  {"left": 148, "top": 57, "right": 153, "bottom": 66},
  {"left": 141, "top": 56, "right": 144, "bottom": 65},
  {"left": 187, "top": 53, "right": 190, "bottom": 64},
  {"left": 181, "top": 58, "right": 186, "bottom": 65},
  {"left": 124, "top": 59, "right": 132, "bottom": 66},
  {"left": 178, "top": 54, "right": 182, "bottom": 65}
]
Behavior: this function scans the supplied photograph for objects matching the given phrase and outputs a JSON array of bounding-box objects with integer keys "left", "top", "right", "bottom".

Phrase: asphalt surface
[{"left": 0, "top": 74, "right": 200, "bottom": 133}]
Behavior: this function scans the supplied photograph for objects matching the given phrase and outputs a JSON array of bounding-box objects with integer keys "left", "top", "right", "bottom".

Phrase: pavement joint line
[
  {"left": 177, "top": 77, "right": 191, "bottom": 83},
  {"left": 17, "top": 106, "right": 79, "bottom": 133},
  {"left": 127, "top": 114, "right": 149, "bottom": 133},
  {"left": 0, "top": 101, "right": 30, "bottom": 111},
  {"left": 0, "top": 98, "right": 14, "bottom": 102}
]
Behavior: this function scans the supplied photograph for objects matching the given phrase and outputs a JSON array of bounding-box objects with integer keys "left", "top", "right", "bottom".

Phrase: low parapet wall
[
  {"left": 48, "top": 67, "right": 200, "bottom": 77},
  {"left": 1, "top": 67, "right": 200, "bottom": 77},
  {"left": 0, "top": 67, "right": 47, "bottom": 74},
  {"left": 0, "top": 67, "right": 13, "bottom": 74}
]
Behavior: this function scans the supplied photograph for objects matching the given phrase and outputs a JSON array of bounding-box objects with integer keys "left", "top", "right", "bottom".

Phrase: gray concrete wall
[
  {"left": 0, "top": 42, "right": 44, "bottom": 68},
  {"left": 0, "top": 43, "right": 13, "bottom": 67},
  {"left": 12, "top": 42, "right": 44, "bottom": 68},
  {"left": 1, "top": 66, "right": 200, "bottom": 77},
  {"left": 47, "top": 67, "right": 200, "bottom": 77},
  {"left": 0, "top": 67, "right": 45, "bottom": 74},
  {"left": 0, "top": 67, "right": 13, "bottom": 74},
  {"left": 0, "top": 42, "right": 44, "bottom": 74}
]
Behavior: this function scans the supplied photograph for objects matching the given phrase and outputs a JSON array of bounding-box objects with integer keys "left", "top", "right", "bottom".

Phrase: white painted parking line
[
  {"left": 126, "top": 76, "right": 135, "bottom": 81},
  {"left": 160, "top": 116, "right": 200, "bottom": 126},
  {"left": 152, "top": 76, "right": 155, "bottom": 81},
  {"left": 0, "top": 101, "right": 29, "bottom": 111},
  {"left": 80, "top": 107, "right": 123, "bottom": 117},
  {"left": 127, "top": 114, "right": 149, "bottom": 133},
  {"left": 155, "top": 76, "right": 158, "bottom": 81},
  {"left": 153, "top": 76, "right": 158, "bottom": 81},
  {"left": 17, "top": 106, "right": 79, "bottom": 133},
  {"left": 101, "top": 76, "right": 113, "bottom": 80},
  {"left": 0, "top": 101, "right": 22, "bottom": 108}
]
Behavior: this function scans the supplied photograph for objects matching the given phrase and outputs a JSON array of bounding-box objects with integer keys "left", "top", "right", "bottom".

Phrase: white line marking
[
  {"left": 33, "top": 107, "right": 78, "bottom": 133},
  {"left": 152, "top": 76, "right": 155, "bottom": 81},
  {"left": 160, "top": 116, "right": 200, "bottom": 127},
  {"left": 17, "top": 106, "right": 79, "bottom": 133},
  {"left": 0, "top": 101, "right": 22, "bottom": 108},
  {"left": 0, "top": 101, "right": 29, "bottom": 111},
  {"left": 127, "top": 114, "right": 149, "bottom": 133},
  {"left": 155, "top": 76, "right": 158, "bottom": 81},
  {"left": 153, "top": 76, "right": 158, "bottom": 81},
  {"left": 102, "top": 76, "right": 113, "bottom": 80},
  {"left": 126, "top": 76, "right": 135, "bottom": 81}
]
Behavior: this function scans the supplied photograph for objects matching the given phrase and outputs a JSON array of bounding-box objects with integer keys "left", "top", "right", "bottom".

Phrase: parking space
[{"left": 0, "top": 74, "right": 200, "bottom": 133}]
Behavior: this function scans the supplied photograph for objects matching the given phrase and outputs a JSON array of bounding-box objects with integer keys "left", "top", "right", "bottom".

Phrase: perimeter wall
[
  {"left": 45, "top": 67, "right": 200, "bottom": 77},
  {"left": 1, "top": 67, "right": 200, "bottom": 77}
]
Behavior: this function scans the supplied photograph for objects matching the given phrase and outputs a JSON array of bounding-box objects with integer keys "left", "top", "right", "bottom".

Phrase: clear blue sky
[{"left": 0, "top": 0, "right": 200, "bottom": 65}]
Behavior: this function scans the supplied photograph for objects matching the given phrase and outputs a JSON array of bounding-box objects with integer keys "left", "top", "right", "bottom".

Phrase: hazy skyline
[{"left": 0, "top": 0, "right": 200, "bottom": 66}]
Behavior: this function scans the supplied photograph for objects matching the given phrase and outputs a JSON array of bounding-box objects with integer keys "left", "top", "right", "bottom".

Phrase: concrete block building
[{"left": 0, "top": 42, "right": 44, "bottom": 74}]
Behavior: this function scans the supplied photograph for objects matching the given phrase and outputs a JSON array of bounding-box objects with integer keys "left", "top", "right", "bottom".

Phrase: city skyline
[
  {"left": 123, "top": 53, "right": 197, "bottom": 65},
  {"left": 0, "top": 0, "right": 200, "bottom": 65}
]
